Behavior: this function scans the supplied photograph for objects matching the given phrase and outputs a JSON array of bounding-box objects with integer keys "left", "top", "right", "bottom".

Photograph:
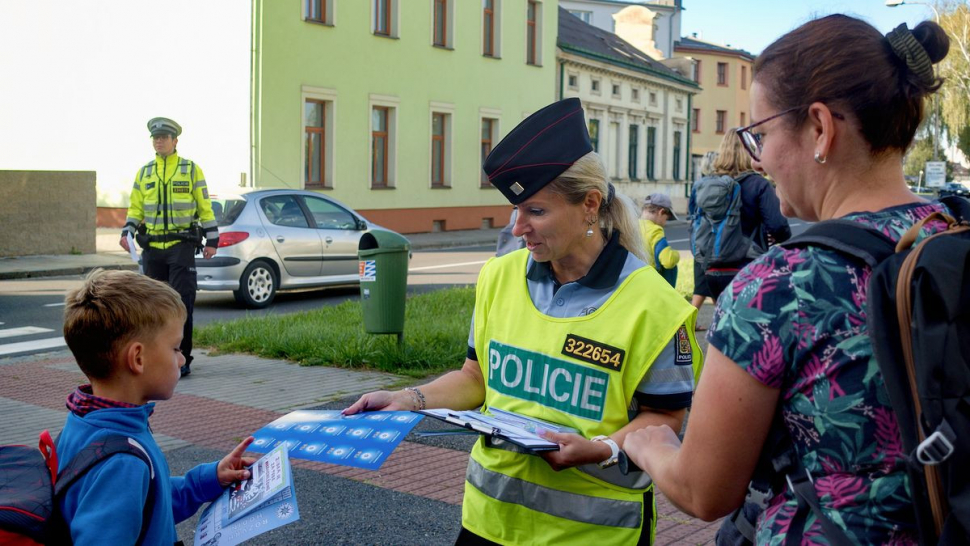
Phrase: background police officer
[{"left": 119, "top": 117, "right": 219, "bottom": 377}]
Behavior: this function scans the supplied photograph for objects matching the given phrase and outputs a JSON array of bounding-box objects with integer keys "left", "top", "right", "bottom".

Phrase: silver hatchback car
[{"left": 196, "top": 189, "right": 405, "bottom": 308}]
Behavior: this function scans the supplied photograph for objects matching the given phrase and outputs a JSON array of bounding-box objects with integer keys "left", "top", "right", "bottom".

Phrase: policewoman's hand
[
  {"left": 342, "top": 390, "right": 415, "bottom": 415},
  {"left": 217, "top": 436, "right": 258, "bottom": 487},
  {"left": 120, "top": 236, "right": 130, "bottom": 252},
  {"left": 539, "top": 431, "right": 613, "bottom": 471},
  {"left": 203, "top": 247, "right": 216, "bottom": 259}
]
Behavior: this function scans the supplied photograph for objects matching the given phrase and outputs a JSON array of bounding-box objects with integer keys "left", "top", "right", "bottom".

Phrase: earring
[
  {"left": 586, "top": 217, "right": 596, "bottom": 237},
  {"left": 814, "top": 151, "right": 826, "bottom": 164}
]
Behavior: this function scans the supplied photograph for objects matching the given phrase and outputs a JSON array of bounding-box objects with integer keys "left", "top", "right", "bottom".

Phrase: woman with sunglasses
[{"left": 624, "top": 14, "right": 950, "bottom": 544}]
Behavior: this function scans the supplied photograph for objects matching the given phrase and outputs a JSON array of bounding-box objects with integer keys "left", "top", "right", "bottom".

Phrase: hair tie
[
  {"left": 603, "top": 183, "right": 615, "bottom": 209},
  {"left": 886, "top": 23, "right": 935, "bottom": 87}
]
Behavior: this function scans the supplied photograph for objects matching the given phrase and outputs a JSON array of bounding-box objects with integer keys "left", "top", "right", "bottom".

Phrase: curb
[{"left": 0, "top": 262, "right": 139, "bottom": 281}]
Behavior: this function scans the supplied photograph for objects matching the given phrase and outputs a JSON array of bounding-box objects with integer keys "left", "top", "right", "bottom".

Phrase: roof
[
  {"left": 557, "top": 8, "right": 698, "bottom": 88},
  {"left": 674, "top": 36, "right": 754, "bottom": 60}
]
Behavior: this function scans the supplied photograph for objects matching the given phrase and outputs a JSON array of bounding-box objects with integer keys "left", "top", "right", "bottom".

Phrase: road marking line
[
  {"left": 0, "top": 337, "right": 66, "bottom": 356},
  {"left": 409, "top": 260, "right": 488, "bottom": 272},
  {"left": 0, "top": 326, "right": 55, "bottom": 339},
  {"left": 44, "top": 302, "right": 66, "bottom": 307}
]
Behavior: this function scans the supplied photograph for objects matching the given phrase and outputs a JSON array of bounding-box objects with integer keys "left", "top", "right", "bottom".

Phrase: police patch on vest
[
  {"left": 202, "top": 188, "right": 209, "bottom": 199},
  {"left": 488, "top": 340, "right": 609, "bottom": 421},
  {"left": 146, "top": 182, "right": 155, "bottom": 190},
  {"left": 172, "top": 180, "right": 190, "bottom": 187},
  {"left": 561, "top": 334, "right": 624, "bottom": 372},
  {"left": 675, "top": 326, "right": 692, "bottom": 365},
  {"left": 173, "top": 187, "right": 190, "bottom": 193}
]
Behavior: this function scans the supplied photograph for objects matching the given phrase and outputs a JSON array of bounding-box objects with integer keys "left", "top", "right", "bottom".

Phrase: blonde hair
[
  {"left": 699, "top": 151, "right": 719, "bottom": 177},
  {"left": 546, "top": 152, "right": 647, "bottom": 262},
  {"left": 63, "top": 269, "right": 186, "bottom": 379},
  {"left": 712, "top": 129, "right": 753, "bottom": 177}
]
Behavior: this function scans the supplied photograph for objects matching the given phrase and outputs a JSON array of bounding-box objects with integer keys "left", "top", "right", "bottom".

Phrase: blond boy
[{"left": 639, "top": 193, "right": 681, "bottom": 287}]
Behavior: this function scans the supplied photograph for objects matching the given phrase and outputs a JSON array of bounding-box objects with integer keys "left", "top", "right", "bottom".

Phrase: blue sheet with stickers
[{"left": 248, "top": 410, "right": 423, "bottom": 470}]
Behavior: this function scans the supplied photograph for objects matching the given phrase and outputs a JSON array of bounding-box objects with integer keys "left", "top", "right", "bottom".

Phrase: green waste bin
[{"left": 358, "top": 230, "right": 411, "bottom": 336}]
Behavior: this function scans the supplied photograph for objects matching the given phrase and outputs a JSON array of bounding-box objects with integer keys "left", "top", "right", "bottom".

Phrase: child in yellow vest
[{"left": 639, "top": 193, "right": 680, "bottom": 286}]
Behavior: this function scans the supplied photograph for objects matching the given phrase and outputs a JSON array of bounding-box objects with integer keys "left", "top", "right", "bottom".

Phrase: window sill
[
  {"left": 717, "top": 83, "right": 728, "bottom": 87},
  {"left": 373, "top": 33, "right": 399, "bottom": 40},
  {"left": 433, "top": 44, "right": 454, "bottom": 51},
  {"left": 483, "top": 53, "right": 501, "bottom": 59},
  {"left": 527, "top": 62, "right": 542, "bottom": 68},
  {"left": 305, "top": 184, "right": 333, "bottom": 190},
  {"left": 304, "top": 18, "right": 333, "bottom": 27},
  {"left": 370, "top": 185, "right": 396, "bottom": 190},
  {"left": 480, "top": 184, "right": 496, "bottom": 189},
  {"left": 430, "top": 184, "right": 452, "bottom": 189}
]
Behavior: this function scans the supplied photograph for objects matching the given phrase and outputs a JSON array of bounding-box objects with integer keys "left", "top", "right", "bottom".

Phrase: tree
[
  {"left": 934, "top": 1, "right": 970, "bottom": 157},
  {"left": 904, "top": 137, "right": 935, "bottom": 179}
]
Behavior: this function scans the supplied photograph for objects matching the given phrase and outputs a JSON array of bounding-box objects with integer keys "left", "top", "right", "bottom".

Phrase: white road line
[
  {"left": 0, "top": 337, "right": 66, "bottom": 356},
  {"left": 44, "top": 302, "right": 66, "bottom": 307},
  {"left": 0, "top": 326, "right": 55, "bottom": 339},
  {"left": 409, "top": 260, "right": 488, "bottom": 272}
]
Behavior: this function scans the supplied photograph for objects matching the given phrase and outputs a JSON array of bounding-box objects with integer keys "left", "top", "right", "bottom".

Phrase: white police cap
[{"left": 147, "top": 117, "right": 182, "bottom": 137}]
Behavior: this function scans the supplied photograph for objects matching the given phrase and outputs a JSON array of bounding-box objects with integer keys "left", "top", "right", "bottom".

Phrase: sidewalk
[
  {"left": 0, "top": 227, "right": 505, "bottom": 280},
  {"left": 0, "top": 347, "right": 720, "bottom": 545}
]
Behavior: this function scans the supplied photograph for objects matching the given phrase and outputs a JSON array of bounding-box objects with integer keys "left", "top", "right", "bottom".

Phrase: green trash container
[{"left": 358, "top": 230, "right": 411, "bottom": 337}]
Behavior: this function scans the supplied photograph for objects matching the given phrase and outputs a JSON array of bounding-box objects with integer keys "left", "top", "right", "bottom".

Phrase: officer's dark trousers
[{"left": 143, "top": 242, "right": 197, "bottom": 365}]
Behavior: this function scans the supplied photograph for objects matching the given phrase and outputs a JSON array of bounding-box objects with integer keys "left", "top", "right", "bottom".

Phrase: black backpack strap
[
  {"left": 939, "top": 195, "right": 970, "bottom": 223},
  {"left": 54, "top": 435, "right": 157, "bottom": 545},
  {"left": 783, "top": 220, "right": 897, "bottom": 267}
]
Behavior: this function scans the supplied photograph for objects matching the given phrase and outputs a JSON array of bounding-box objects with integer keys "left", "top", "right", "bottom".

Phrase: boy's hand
[{"left": 217, "top": 436, "right": 257, "bottom": 487}]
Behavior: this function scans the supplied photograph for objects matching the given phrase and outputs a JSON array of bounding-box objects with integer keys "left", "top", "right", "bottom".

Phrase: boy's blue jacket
[{"left": 56, "top": 403, "right": 222, "bottom": 545}]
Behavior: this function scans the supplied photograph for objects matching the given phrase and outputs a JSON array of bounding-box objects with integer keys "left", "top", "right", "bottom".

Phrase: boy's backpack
[
  {"left": 0, "top": 431, "right": 156, "bottom": 545},
  {"left": 690, "top": 174, "right": 763, "bottom": 270},
  {"left": 718, "top": 196, "right": 970, "bottom": 545}
]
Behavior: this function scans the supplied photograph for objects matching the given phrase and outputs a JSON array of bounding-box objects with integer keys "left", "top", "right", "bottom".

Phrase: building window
[
  {"left": 692, "top": 108, "right": 700, "bottom": 133},
  {"left": 632, "top": 88, "right": 639, "bottom": 102},
  {"left": 591, "top": 79, "right": 601, "bottom": 93},
  {"left": 482, "top": 0, "right": 502, "bottom": 57},
  {"left": 717, "top": 62, "right": 728, "bottom": 86},
  {"left": 526, "top": 1, "right": 541, "bottom": 66},
  {"left": 694, "top": 59, "right": 701, "bottom": 83},
  {"left": 373, "top": 0, "right": 397, "bottom": 37},
  {"left": 646, "top": 126, "right": 656, "bottom": 180},
  {"left": 628, "top": 125, "right": 639, "bottom": 180},
  {"left": 371, "top": 105, "right": 395, "bottom": 188},
  {"left": 588, "top": 119, "right": 599, "bottom": 152},
  {"left": 612, "top": 83, "right": 621, "bottom": 97},
  {"left": 740, "top": 112, "right": 746, "bottom": 126},
  {"left": 433, "top": 0, "right": 454, "bottom": 48},
  {"left": 305, "top": 99, "right": 329, "bottom": 188},
  {"left": 676, "top": 98, "right": 683, "bottom": 111},
  {"left": 305, "top": 0, "right": 332, "bottom": 24},
  {"left": 481, "top": 117, "right": 498, "bottom": 187},
  {"left": 568, "top": 9, "right": 591, "bottom": 23},
  {"left": 716, "top": 110, "right": 726, "bottom": 134},
  {"left": 430, "top": 112, "right": 451, "bottom": 187},
  {"left": 567, "top": 74, "right": 578, "bottom": 89},
  {"left": 649, "top": 92, "right": 657, "bottom": 106},
  {"left": 741, "top": 65, "right": 747, "bottom": 90},
  {"left": 673, "top": 130, "right": 682, "bottom": 181}
]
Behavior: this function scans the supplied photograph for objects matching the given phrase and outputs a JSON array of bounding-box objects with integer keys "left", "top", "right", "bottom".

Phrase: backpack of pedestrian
[
  {"left": 719, "top": 195, "right": 970, "bottom": 546},
  {"left": 690, "top": 173, "right": 764, "bottom": 271},
  {"left": 0, "top": 431, "right": 154, "bottom": 545}
]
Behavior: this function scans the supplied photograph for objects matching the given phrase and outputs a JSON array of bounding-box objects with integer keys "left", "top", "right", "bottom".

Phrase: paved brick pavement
[{"left": 0, "top": 349, "right": 720, "bottom": 544}]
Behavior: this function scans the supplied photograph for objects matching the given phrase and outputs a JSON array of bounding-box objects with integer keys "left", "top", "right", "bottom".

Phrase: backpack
[
  {"left": 719, "top": 196, "right": 970, "bottom": 545},
  {"left": 690, "top": 174, "right": 764, "bottom": 270},
  {"left": 0, "top": 430, "right": 156, "bottom": 545}
]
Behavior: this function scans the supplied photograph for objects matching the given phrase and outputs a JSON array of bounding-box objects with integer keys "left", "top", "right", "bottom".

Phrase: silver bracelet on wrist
[{"left": 404, "top": 387, "right": 426, "bottom": 411}]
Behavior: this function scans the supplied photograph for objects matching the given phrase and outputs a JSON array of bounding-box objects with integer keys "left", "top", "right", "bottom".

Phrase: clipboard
[{"left": 416, "top": 408, "right": 574, "bottom": 452}]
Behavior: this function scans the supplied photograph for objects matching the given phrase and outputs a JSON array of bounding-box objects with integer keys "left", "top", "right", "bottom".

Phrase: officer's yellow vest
[
  {"left": 465, "top": 249, "right": 700, "bottom": 545},
  {"left": 129, "top": 154, "right": 203, "bottom": 249}
]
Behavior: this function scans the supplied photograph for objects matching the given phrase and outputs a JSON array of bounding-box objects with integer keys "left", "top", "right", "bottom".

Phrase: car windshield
[{"left": 211, "top": 198, "right": 247, "bottom": 226}]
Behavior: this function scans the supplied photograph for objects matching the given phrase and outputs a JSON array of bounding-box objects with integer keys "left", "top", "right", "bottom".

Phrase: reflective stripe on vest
[{"left": 466, "top": 457, "right": 642, "bottom": 529}]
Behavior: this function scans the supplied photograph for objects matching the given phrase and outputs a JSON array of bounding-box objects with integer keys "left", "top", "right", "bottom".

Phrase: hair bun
[{"left": 912, "top": 20, "right": 950, "bottom": 64}]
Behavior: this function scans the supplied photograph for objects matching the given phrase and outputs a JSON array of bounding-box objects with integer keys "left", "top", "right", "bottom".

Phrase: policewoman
[
  {"left": 119, "top": 117, "right": 219, "bottom": 377},
  {"left": 345, "top": 98, "right": 701, "bottom": 545}
]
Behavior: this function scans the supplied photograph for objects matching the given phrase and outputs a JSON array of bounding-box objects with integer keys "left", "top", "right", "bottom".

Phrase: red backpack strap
[{"left": 38, "top": 430, "right": 57, "bottom": 485}]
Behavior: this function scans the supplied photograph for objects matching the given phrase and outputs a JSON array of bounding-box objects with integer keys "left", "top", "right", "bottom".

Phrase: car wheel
[{"left": 234, "top": 260, "right": 277, "bottom": 308}]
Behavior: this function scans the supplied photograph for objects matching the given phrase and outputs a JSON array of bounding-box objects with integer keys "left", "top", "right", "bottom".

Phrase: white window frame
[
  {"left": 591, "top": 77, "right": 601, "bottom": 95},
  {"left": 429, "top": 102, "right": 455, "bottom": 188},
  {"left": 479, "top": 108, "right": 502, "bottom": 188},
  {"left": 611, "top": 82, "right": 621, "bottom": 99},
  {"left": 567, "top": 71, "right": 579, "bottom": 90},
  {"left": 372, "top": 0, "right": 399, "bottom": 38},
  {"left": 482, "top": 0, "right": 502, "bottom": 58},
  {"left": 301, "top": 86, "right": 337, "bottom": 189},
  {"left": 369, "top": 94, "right": 399, "bottom": 188},
  {"left": 431, "top": 0, "right": 455, "bottom": 49},
  {"left": 525, "top": 0, "right": 543, "bottom": 67},
  {"left": 303, "top": 0, "right": 335, "bottom": 25},
  {"left": 631, "top": 88, "right": 640, "bottom": 103}
]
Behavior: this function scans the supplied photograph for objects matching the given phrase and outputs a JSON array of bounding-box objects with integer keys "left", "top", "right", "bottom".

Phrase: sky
[{"left": 679, "top": 0, "right": 935, "bottom": 55}]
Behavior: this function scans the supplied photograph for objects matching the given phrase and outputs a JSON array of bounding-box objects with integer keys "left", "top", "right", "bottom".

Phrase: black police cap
[{"left": 483, "top": 98, "right": 593, "bottom": 205}]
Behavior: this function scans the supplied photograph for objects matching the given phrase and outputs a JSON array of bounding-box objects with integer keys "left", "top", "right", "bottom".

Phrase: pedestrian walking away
[
  {"left": 345, "top": 98, "right": 702, "bottom": 545},
  {"left": 119, "top": 117, "right": 219, "bottom": 377},
  {"left": 623, "top": 14, "right": 952, "bottom": 545}
]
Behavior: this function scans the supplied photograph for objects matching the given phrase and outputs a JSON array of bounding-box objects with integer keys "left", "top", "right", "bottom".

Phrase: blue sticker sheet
[{"left": 249, "top": 410, "right": 423, "bottom": 470}]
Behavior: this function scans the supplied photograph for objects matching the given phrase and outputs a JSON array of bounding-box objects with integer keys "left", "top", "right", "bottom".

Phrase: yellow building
[{"left": 673, "top": 36, "right": 753, "bottom": 179}]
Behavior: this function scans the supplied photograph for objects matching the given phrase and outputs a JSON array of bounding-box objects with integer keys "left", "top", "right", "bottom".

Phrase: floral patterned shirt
[{"left": 709, "top": 201, "right": 949, "bottom": 544}]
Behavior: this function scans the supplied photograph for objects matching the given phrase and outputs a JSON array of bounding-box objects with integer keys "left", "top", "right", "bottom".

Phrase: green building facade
[{"left": 252, "top": 0, "right": 559, "bottom": 233}]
